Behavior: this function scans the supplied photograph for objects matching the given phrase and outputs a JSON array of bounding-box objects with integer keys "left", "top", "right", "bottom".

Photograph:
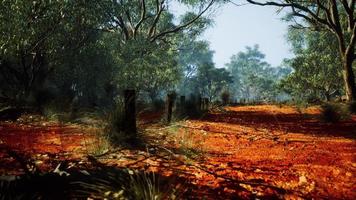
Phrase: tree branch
[
  {"left": 133, "top": 0, "right": 146, "bottom": 37},
  {"left": 148, "top": 0, "right": 165, "bottom": 38},
  {"left": 246, "top": 0, "right": 331, "bottom": 29},
  {"left": 150, "top": 0, "right": 215, "bottom": 42}
]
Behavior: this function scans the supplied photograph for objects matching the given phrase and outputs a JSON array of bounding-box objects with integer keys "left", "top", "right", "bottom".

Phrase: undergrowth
[
  {"left": 320, "top": 103, "right": 351, "bottom": 123},
  {"left": 0, "top": 167, "right": 182, "bottom": 200},
  {"left": 166, "top": 123, "right": 207, "bottom": 159},
  {"left": 82, "top": 127, "right": 111, "bottom": 156}
]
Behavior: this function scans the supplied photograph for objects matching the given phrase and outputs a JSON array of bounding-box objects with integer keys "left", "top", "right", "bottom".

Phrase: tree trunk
[
  {"left": 325, "top": 92, "right": 331, "bottom": 102},
  {"left": 341, "top": 54, "right": 356, "bottom": 102},
  {"left": 123, "top": 89, "right": 136, "bottom": 134}
]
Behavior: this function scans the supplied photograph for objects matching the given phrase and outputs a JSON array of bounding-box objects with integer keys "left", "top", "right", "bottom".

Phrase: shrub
[
  {"left": 221, "top": 91, "right": 230, "bottom": 105},
  {"left": 184, "top": 95, "right": 202, "bottom": 119},
  {"left": 76, "top": 169, "right": 181, "bottom": 200},
  {"left": 320, "top": 103, "right": 351, "bottom": 123}
]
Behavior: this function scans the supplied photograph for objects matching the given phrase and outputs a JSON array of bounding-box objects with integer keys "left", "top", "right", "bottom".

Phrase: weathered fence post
[
  {"left": 123, "top": 89, "right": 136, "bottom": 134},
  {"left": 166, "top": 92, "right": 176, "bottom": 123}
]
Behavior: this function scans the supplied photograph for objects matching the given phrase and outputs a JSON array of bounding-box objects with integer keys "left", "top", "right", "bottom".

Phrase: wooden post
[
  {"left": 123, "top": 89, "right": 136, "bottom": 134},
  {"left": 166, "top": 92, "right": 176, "bottom": 123}
]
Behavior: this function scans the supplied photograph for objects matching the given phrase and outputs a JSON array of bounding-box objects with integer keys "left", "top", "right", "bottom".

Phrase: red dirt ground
[{"left": 0, "top": 105, "right": 355, "bottom": 199}]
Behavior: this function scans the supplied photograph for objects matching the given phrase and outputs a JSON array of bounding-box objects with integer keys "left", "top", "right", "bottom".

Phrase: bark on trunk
[
  {"left": 342, "top": 55, "right": 356, "bottom": 102},
  {"left": 166, "top": 93, "right": 176, "bottom": 123}
]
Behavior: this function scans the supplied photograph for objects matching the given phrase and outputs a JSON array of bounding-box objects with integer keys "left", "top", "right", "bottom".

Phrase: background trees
[
  {"left": 0, "top": 0, "right": 219, "bottom": 110},
  {"left": 280, "top": 28, "right": 344, "bottom": 102},
  {"left": 226, "top": 45, "right": 290, "bottom": 102},
  {"left": 246, "top": 0, "right": 356, "bottom": 101},
  {"left": 97, "top": 0, "right": 216, "bottom": 93},
  {"left": 0, "top": 0, "right": 108, "bottom": 106}
]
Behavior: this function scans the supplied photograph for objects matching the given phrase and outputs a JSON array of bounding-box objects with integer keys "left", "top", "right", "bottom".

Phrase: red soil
[{"left": 0, "top": 105, "right": 355, "bottom": 199}]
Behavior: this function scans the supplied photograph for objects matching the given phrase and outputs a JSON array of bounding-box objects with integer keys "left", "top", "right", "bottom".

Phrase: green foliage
[
  {"left": 177, "top": 40, "right": 233, "bottom": 101},
  {"left": 0, "top": 0, "right": 108, "bottom": 102},
  {"left": 0, "top": 0, "right": 214, "bottom": 111},
  {"left": 280, "top": 29, "right": 343, "bottom": 102},
  {"left": 221, "top": 90, "right": 230, "bottom": 105},
  {"left": 226, "top": 45, "right": 290, "bottom": 102}
]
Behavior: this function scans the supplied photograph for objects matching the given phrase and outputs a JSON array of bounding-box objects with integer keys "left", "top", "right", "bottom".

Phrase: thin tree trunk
[{"left": 341, "top": 54, "right": 356, "bottom": 102}]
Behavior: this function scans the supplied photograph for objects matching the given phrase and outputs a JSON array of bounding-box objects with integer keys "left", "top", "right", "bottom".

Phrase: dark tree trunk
[
  {"left": 166, "top": 92, "right": 176, "bottom": 123},
  {"left": 123, "top": 89, "right": 136, "bottom": 134},
  {"left": 325, "top": 92, "right": 331, "bottom": 102},
  {"left": 342, "top": 54, "right": 356, "bottom": 102}
]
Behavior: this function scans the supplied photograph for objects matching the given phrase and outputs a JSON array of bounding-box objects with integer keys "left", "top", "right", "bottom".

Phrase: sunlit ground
[{"left": 0, "top": 105, "right": 355, "bottom": 199}]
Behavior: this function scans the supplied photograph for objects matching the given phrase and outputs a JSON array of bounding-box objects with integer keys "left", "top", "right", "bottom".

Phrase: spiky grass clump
[
  {"left": 320, "top": 103, "right": 351, "bottom": 123},
  {"left": 221, "top": 91, "right": 230, "bottom": 106},
  {"left": 166, "top": 125, "right": 206, "bottom": 159},
  {"left": 82, "top": 127, "right": 111, "bottom": 156},
  {"left": 103, "top": 101, "right": 139, "bottom": 146},
  {"left": 76, "top": 169, "right": 180, "bottom": 200}
]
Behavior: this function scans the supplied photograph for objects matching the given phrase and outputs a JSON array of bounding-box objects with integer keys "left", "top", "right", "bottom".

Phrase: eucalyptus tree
[
  {"left": 97, "top": 0, "right": 217, "bottom": 92},
  {"left": 193, "top": 62, "right": 233, "bottom": 101},
  {"left": 0, "top": 0, "right": 108, "bottom": 103},
  {"left": 226, "top": 45, "right": 269, "bottom": 100},
  {"left": 177, "top": 40, "right": 215, "bottom": 94},
  {"left": 280, "top": 28, "right": 344, "bottom": 101},
  {"left": 226, "top": 45, "right": 290, "bottom": 101},
  {"left": 244, "top": 0, "right": 356, "bottom": 101}
]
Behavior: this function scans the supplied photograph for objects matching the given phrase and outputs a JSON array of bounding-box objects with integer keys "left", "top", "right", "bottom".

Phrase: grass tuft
[{"left": 320, "top": 103, "right": 351, "bottom": 123}]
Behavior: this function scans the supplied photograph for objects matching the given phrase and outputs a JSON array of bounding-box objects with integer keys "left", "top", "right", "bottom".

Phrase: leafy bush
[
  {"left": 320, "top": 103, "right": 351, "bottom": 123},
  {"left": 220, "top": 91, "right": 230, "bottom": 105}
]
